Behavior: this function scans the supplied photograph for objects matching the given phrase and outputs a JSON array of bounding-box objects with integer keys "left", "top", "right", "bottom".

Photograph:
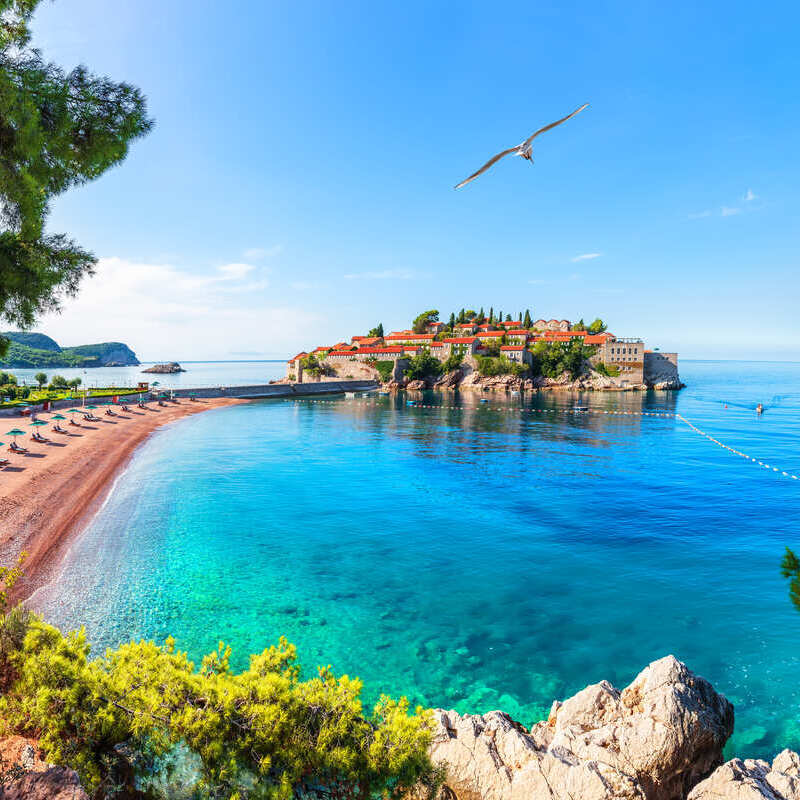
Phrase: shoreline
[{"left": 0, "top": 398, "right": 244, "bottom": 604}]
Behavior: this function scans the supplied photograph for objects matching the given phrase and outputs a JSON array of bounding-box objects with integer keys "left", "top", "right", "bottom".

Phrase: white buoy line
[{"left": 286, "top": 399, "right": 799, "bottom": 483}]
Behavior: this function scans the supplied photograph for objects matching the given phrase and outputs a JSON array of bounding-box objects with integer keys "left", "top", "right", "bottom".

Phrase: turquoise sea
[{"left": 32, "top": 360, "right": 800, "bottom": 758}]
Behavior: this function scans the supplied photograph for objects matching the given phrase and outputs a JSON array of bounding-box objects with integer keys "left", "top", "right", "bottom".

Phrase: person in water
[{"left": 756, "top": 403, "right": 764, "bottom": 414}]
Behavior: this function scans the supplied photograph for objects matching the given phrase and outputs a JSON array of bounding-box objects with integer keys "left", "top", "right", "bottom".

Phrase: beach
[{"left": 0, "top": 398, "right": 243, "bottom": 602}]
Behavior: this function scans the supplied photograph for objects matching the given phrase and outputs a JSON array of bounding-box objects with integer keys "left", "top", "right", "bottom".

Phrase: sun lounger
[
  {"left": 0, "top": 459, "right": 9, "bottom": 467},
  {"left": 9, "top": 443, "right": 27, "bottom": 453},
  {"left": 31, "top": 433, "right": 50, "bottom": 443},
  {"left": 105, "top": 409, "right": 116, "bottom": 416}
]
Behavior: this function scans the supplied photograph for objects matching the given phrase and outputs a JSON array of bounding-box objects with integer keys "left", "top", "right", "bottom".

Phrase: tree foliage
[
  {"left": 781, "top": 548, "right": 800, "bottom": 612},
  {"left": 404, "top": 351, "right": 442, "bottom": 381},
  {"left": 0, "top": 0, "right": 153, "bottom": 355},
  {"left": 475, "top": 355, "right": 528, "bottom": 377},
  {"left": 0, "top": 611, "right": 437, "bottom": 799},
  {"left": 411, "top": 310, "right": 438, "bottom": 334},
  {"left": 530, "top": 340, "right": 594, "bottom": 379},
  {"left": 367, "top": 322, "right": 384, "bottom": 338},
  {"left": 588, "top": 318, "right": 607, "bottom": 334}
]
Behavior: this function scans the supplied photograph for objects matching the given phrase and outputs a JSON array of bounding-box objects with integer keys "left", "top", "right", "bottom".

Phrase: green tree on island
[
  {"left": 0, "top": 0, "right": 153, "bottom": 357},
  {"left": 368, "top": 322, "right": 384, "bottom": 337},
  {"left": 412, "top": 309, "right": 439, "bottom": 333},
  {"left": 523, "top": 309, "right": 532, "bottom": 328},
  {"left": 33, "top": 371, "right": 46, "bottom": 387},
  {"left": 588, "top": 318, "right": 608, "bottom": 333}
]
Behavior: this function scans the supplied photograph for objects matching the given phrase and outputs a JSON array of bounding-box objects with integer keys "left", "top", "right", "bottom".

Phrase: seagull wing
[
  {"left": 454, "top": 145, "right": 522, "bottom": 189},
  {"left": 521, "top": 103, "right": 589, "bottom": 148}
]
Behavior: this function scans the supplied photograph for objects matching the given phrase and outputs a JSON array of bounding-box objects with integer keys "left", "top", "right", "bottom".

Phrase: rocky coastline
[
  {"left": 426, "top": 655, "right": 799, "bottom": 800},
  {"left": 1, "top": 655, "right": 797, "bottom": 798},
  {"left": 387, "top": 364, "right": 685, "bottom": 393}
]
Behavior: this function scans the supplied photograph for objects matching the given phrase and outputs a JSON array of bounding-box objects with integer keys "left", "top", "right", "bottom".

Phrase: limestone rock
[
  {"left": 0, "top": 766, "right": 89, "bottom": 799},
  {"left": 430, "top": 655, "right": 733, "bottom": 800},
  {"left": 434, "top": 369, "right": 462, "bottom": 389},
  {"left": 687, "top": 750, "right": 800, "bottom": 799},
  {"left": 406, "top": 379, "right": 426, "bottom": 390}
]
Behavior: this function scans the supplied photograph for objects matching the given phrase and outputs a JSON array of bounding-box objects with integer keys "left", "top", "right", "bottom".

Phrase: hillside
[{"left": 0, "top": 332, "right": 140, "bottom": 368}]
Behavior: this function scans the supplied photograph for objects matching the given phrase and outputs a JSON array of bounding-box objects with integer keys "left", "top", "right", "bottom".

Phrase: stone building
[{"left": 587, "top": 335, "right": 645, "bottom": 384}]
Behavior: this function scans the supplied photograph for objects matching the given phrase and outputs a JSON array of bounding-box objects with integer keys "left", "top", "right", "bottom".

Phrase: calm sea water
[
  {"left": 11, "top": 361, "right": 286, "bottom": 389},
  {"left": 33, "top": 360, "right": 800, "bottom": 759}
]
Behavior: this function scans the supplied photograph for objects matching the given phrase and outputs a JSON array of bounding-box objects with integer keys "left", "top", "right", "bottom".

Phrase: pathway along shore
[{"left": 0, "top": 398, "right": 243, "bottom": 603}]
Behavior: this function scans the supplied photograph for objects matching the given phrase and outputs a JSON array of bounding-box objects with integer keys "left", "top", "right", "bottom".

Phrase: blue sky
[{"left": 30, "top": 0, "right": 800, "bottom": 360}]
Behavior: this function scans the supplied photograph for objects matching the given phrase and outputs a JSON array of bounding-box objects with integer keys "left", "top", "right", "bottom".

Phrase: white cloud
[
  {"left": 243, "top": 245, "right": 282, "bottom": 260},
  {"left": 721, "top": 206, "right": 741, "bottom": 217},
  {"left": 570, "top": 253, "right": 602, "bottom": 262},
  {"left": 34, "top": 257, "right": 319, "bottom": 360},
  {"left": 743, "top": 188, "right": 757, "bottom": 202},
  {"left": 218, "top": 262, "right": 256, "bottom": 280},
  {"left": 342, "top": 269, "right": 416, "bottom": 280}
]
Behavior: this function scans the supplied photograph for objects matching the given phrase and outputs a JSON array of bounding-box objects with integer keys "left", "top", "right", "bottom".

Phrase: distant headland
[
  {"left": 284, "top": 309, "right": 682, "bottom": 391},
  {"left": 0, "top": 331, "right": 140, "bottom": 368}
]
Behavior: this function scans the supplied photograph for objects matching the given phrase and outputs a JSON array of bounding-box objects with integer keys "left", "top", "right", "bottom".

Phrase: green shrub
[
  {"left": 0, "top": 611, "right": 437, "bottom": 799},
  {"left": 594, "top": 361, "right": 620, "bottom": 377},
  {"left": 374, "top": 360, "right": 395, "bottom": 382},
  {"left": 404, "top": 352, "right": 442, "bottom": 381},
  {"left": 529, "top": 340, "right": 595, "bottom": 379}
]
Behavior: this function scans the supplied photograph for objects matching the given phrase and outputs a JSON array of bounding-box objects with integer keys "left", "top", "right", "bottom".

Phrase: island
[
  {"left": 284, "top": 309, "right": 683, "bottom": 391},
  {"left": 0, "top": 331, "right": 140, "bottom": 368},
  {"left": 142, "top": 362, "right": 186, "bottom": 374}
]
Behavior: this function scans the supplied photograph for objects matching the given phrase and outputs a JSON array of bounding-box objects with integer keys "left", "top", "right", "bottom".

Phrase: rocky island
[
  {"left": 142, "top": 361, "right": 186, "bottom": 374},
  {"left": 284, "top": 309, "right": 683, "bottom": 392}
]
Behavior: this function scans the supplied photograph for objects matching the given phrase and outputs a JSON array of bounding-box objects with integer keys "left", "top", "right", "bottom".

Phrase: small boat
[
  {"left": 573, "top": 405, "right": 589, "bottom": 412},
  {"left": 479, "top": 398, "right": 489, "bottom": 404},
  {"left": 378, "top": 391, "right": 389, "bottom": 396},
  {"left": 406, "top": 400, "right": 416, "bottom": 406},
  {"left": 345, "top": 392, "right": 355, "bottom": 399}
]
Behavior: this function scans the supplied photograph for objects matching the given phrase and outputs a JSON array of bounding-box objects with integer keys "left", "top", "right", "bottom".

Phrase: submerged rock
[{"left": 430, "top": 655, "right": 734, "bottom": 800}]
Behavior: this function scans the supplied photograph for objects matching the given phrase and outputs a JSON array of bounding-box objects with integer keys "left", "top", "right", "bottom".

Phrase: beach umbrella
[
  {"left": 86, "top": 405, "right": 98, "bottom": 410},
  {"left": 51, "top": 414, "right": 66, "bottom": 420},
  {"left": 6, "top": 429, "right": 25, "bottom": 443},
  {"left": 30, "top": 420, "right": 47, "bottom": 426}
]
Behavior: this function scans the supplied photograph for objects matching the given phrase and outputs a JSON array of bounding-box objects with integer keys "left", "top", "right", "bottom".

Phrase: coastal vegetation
[
  {"left": 0, "top": 332, "right": 140, "bottom": 368},
  {"left": 780, "top": 548, "right": 800, "bottom": 612},
  {"left": 0, "top": 563, "right": 436, "bottom": 799},
  {"left": 0, "top": 0, "right": 152, "bottom": 357}
]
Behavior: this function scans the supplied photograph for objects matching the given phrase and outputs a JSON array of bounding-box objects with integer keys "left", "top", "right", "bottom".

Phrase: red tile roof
[
  {"left": 384, "top": 333, "right": 436, "bottom": 341},
  {"left": 443, "top": 337, "right": 478, "bottom": 344},
  {"left": 358, "top": 346, "right": 406, "bottom": 355},
  {"left": 500, "top": 345, "right": 525, "bottom": 351},
  {"left": 584, "top": 333, "right": 614, "bottom": 345},
  {"left": 288, "top": 352, "right": 308, "bottom": 362},
  {"left": 502, "top": 321, "right": 523, "bottom": 327},
  {"left": 429, "top": 342, "right": 444, "bottom": 347},
  {"left": 476, "top": 331, "right": 506, "bottom": 338}
]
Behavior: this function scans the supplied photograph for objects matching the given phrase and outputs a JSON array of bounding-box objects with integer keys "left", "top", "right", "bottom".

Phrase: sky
[{"left": 26, "top": 0, "right": 800, "bottom": 361}]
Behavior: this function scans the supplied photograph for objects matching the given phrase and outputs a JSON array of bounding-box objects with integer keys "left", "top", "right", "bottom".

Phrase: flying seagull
[{"left": 454, "top": 103, "right": 589, "bottom": 190}]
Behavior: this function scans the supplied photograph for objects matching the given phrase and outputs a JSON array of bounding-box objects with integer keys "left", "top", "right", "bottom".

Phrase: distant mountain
[{"left": 1, "top": 332, "right": 140, "bottom": 368}]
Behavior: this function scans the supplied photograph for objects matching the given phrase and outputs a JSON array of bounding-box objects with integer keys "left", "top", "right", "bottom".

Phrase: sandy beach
[{"left": 0, "top": 398, "right": 244, "bottom": 602}]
